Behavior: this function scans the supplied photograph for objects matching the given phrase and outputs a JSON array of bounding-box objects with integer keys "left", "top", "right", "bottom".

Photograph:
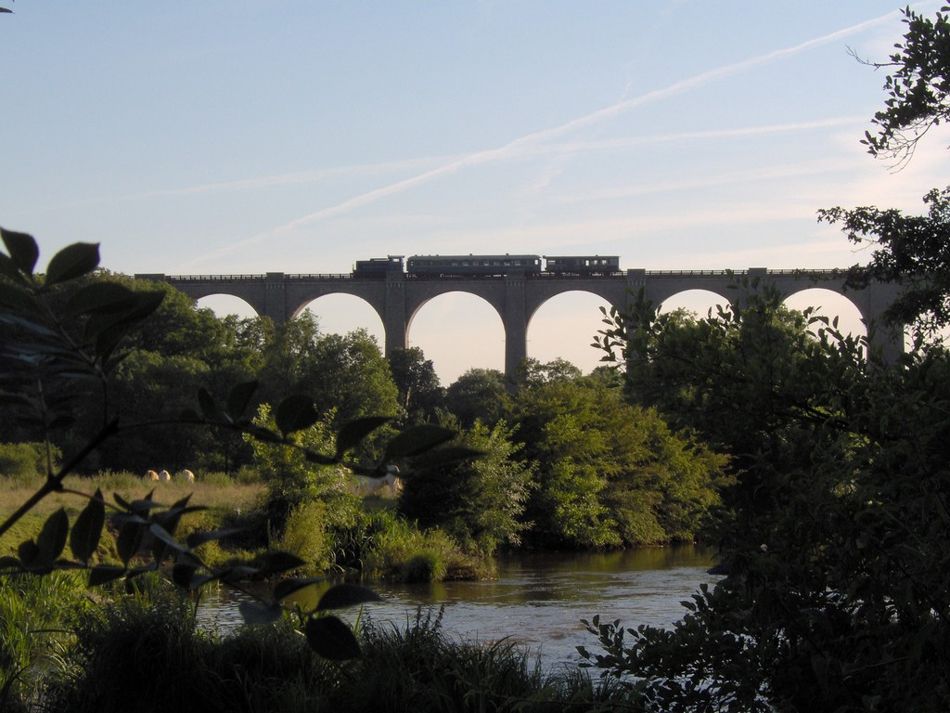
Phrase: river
[{"left": 197, "top": 545, "right": 718, "bottom": 670}]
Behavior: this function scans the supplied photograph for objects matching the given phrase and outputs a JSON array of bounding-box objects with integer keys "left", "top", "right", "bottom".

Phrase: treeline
[{"left": 0, "top": 271, "right": 728, "bottom": 552}]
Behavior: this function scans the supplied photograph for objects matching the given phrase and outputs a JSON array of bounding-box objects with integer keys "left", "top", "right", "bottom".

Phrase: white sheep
[
  {"left": 158, "top": 469, "right": 171, "bottom": 482},
  {"left": 145, "top": 469, "right": 160, "bottom": 481},
  {"left": 177, "top": 469, "right": 195, "bottom": 483}
]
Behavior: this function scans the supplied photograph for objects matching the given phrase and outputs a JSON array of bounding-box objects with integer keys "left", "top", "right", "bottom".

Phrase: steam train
[{"left": 353, "top": 254, "right": 620, "bottom": 278}]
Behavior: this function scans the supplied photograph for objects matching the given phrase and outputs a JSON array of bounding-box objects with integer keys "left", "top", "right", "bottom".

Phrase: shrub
[
  {"left": 362, "top": 512, "right": 481, "bottom": 582},
  {"left": 0, "top": 442, "right": 59, "bottom": 481},
  {"left": 0, "top": 572, "right": 92, "bottom": 711},
  {"left": 277, "top": 500, "right": 333, "bottom": 572}
]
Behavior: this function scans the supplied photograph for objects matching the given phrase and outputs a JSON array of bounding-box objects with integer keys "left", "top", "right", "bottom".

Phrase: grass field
[{"left": 0, "top": 472, "right": 265, "bottom": 557}]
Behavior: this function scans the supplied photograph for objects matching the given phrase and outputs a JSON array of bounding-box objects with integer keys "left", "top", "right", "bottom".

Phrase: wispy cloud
[
  {"left": 554, "top": 156, "right": 859, "bottom": 204},
  {"left": 186, "top": 8, "right": 902, "bottom": 268}
]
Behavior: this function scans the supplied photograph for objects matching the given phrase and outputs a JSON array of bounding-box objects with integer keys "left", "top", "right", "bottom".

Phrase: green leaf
[
  {"left": 0, "top": 555, "right": 21, "bottom": 570},
  {"left": 335, "top": 416, "right": 391, "bottom": 460},
  {"left": 89, "top": 565, "right": 126, "bottom": 587},
  {"left": 36, "top": 508, "right": 69, "bottom": 565},
  {"left": 239, "top": 601, "right": 283, "bottom": 625},
  {"left": 414, "top": 446, "right": 484, "bottom": 470},
  {"left": 255, "top": 550, "right": 306, "bottom": 576},
  {"left": 1, "top": 228, "right": 39, "bottom": 275},
  {"left": 70, "top": 489, "right": 105, "bottom": 563},
  {"left": 116, "top": 521, "right": 144, "bottom": 565},
  {"left": 147, "top": 523, "right": 189, "bottom": 554},
  {"left": 0, "top": 254, "right": 28, "bottom": 283},
  {"left": 17, "top": 539, "right": 38, "bottom": 567},
  {"left": 44, "top": 242, "right": 100, "bottom": 286},
  {"left": 274, "top": 577, "right": 325, "bottom": 603},
  {"left": 63, "top": 281, "right": 137, "bottom": 318},
  {"left": 303, "top": 449, "right": 335, "bottom": 465},
  {"left": 172, "top": 563, "right": 197, "bottom": 588},
  {"left": 185, "top": 527, "right": 246, "bottom": 549},
  {"left": 219, "top": 565, "right": 261, "bottom": 583},
  {"left": 226, "top": 380, "right": 258, "bottom": 421},
  {"left": 384, "top": 424, "right": 456, "bottom": 459},
  {"left": 304, "top": 615, "right": 361, "bottom": 660},
  {"left": 317, "top": 583, "right": 382, "bottom": 611},
  {"left": 197, "top": 388, "right": 218, "bottom": 420},
  {"left": 275, "top": 394, "right": 319, "bottom": 435},
  {"left": 90, "top": 290, "right": 165, "bottom": 364},
  {"left": 0, "top": 282, "right": 37, "bottom": 312}
]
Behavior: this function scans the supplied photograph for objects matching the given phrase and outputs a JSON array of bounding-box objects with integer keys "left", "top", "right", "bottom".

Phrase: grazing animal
[
  {"left": 146, "top": 470, "right": 160, "bottom": 481},
  {"left": 177, "top": 469, "right": 195, "bottom": 483},
  {"left": 352, "top": 465, "right": 402, "bottom": 496},
  {"left": 159, "top": 469, "right": 171, "bottom": 482}
]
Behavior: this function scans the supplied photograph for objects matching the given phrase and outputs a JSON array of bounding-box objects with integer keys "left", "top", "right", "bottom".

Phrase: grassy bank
[{"left": 25, "top": 585, "right": 638, "bottom": 713}]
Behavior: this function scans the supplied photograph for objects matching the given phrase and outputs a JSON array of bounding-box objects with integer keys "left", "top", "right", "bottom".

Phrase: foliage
[
  {"left": 585, "top": 257, "right": 950, "bottom": 706},
  {"left": 360, "top": 510, "right": 480, "bottom": 582},
  {"left": 41, "top": 588, "right": 642, "bottom": 713},
  {"left": 517, "top": 357, "right": 583, "bottom": 387},
  {"left": 859, "top": 4, "right": 950, "bottom": 166},
  {"left": 387, "top": 346, "right": 445, "bottom": 423},
  {"left": 819, "top": 5, "right": 950, "bottom": 338},
  {"left": 0, "top": 571, "right": 92, "bottom": 712},
  {"left": 0, "top": 441, "right": 59, "bottom": 481},
  {"left": 514, "top": 369, "right": 727, "bottom": 548},
  {"left": 820, "top": 187, "right": 950, "bottom": 337},
  {"left": 444, "top": 367, "right": 512, "bottom": 427},
  {"left": 0, "top": 229, "right": 476, "bottom": 667},
  {"left": 244, "top": 402, "right": 355, "bottom": 533},
  {"left": 580, "top": 344, "right": 950, "bottom": 711},
  {"left": 399, "top": 417, "right": 535, "bottom": 555},
  {"left": 258, "top": 315, "right": 400, "bottom": 431}
]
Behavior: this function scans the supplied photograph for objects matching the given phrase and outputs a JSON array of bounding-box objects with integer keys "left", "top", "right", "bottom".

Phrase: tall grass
[
  {"left": 40, "top": 586, "right": 644, "bottom": 713},
  {"left": 362, "top": 511, "right": 487, "bottom": 582},
  {"left": 0, "top": 571, "right": 93, "bottom": 712}
]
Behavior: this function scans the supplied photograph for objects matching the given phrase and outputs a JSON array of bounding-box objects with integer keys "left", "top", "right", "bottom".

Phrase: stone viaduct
[{"left": 135, "top": 268, "right": 905, "bottom": 379}]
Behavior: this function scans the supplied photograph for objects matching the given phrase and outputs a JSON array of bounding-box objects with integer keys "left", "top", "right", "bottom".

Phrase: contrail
[{"left": 191, "top": 8, "right": 902, "bottom": 265}]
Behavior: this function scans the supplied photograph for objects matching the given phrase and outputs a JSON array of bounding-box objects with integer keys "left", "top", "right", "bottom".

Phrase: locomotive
[
  {"left": 352, "top": 254, "right": 620, "bottom": 278},
  {"left": 352, "top": 256, "right": 405, "bottom": 278}
]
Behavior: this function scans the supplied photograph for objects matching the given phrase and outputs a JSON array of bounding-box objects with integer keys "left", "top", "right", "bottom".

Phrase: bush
[
  {"left": 0, "top": 442, "right": 59, "bottom": 481},
  {"left": 277, "top": 500, "right": 333, "bottom": 572},
  {"left": 0, "top": 572, "right": 92, "bottom": 711},
  {"left": 362, "top": 511, "right": 481, "bottom": 582}
]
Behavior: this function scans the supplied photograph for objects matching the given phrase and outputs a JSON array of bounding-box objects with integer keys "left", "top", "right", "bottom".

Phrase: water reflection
[{"left": 198, "top": 545, "right": 718, "bottom": 669}]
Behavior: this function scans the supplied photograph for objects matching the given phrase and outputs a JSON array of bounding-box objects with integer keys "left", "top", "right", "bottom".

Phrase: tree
[
  {"left": 513, "top": 374, "right": 726, "bottom": 548},
  {"left": 257, "top": 316, "right": 400, "bottom": 430},
  {"left": 577, "top": 11, "right": 950, "bottom": 703},
  {"left": 387, "top": 347, "right": 445, "bottom": 423},
  {"left": 516, "top": 357, "right": 582, "bottom": 387},
  {"left": 444, "top": 368, "right": 511, "bottom": 428},
  {"left": 819, "top": 6, "right": 950, "bottom": 336},
  {"left": 399, "top": 417, "right": 534, "bottom": 555},
  {"left": 859, "top": 5, "right": 950, "bottom": 166}
]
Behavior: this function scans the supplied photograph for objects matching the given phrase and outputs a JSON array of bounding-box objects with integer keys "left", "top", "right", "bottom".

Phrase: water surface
[{"left": 198, "top": 545, "right": 718, "bottom": 669}]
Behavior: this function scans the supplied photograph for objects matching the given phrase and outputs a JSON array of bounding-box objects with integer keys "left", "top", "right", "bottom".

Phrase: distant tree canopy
[
  {"left": 387, "top": 346, "right": 445, "bottom": 423},
  {"left": 444, "top": 368, "right": 511, "bottom": 428},
  {"left": 0, "top": 272, "right": 402, "bottom": 474}
]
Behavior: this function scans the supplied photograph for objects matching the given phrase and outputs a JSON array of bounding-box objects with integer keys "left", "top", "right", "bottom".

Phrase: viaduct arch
[{"left": 136, "top": 268, "right": 905, "bottom": 379}]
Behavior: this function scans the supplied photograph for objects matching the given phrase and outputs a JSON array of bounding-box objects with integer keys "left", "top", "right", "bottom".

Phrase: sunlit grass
[{"left": 0, "top": 472, "right": 265, "bottom": 557}]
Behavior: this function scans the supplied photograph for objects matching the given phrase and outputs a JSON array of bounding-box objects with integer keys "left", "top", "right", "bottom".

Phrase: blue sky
[{"left": 3, "top": 2, "right": 947, "bottom": 381}]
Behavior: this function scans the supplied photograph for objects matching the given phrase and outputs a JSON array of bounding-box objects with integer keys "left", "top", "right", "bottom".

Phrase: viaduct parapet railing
[{"left": 135, "top": 267, "right": 901, "bottom": 379}]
